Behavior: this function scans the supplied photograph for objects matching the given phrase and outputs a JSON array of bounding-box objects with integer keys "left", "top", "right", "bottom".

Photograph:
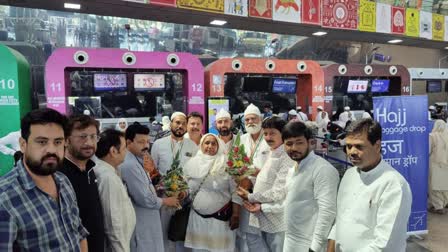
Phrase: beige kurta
[{"left": 429, "top": 133, "right": 448, "bottom": 191}]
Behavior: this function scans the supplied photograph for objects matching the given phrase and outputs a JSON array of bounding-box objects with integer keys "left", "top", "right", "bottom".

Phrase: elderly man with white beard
[{"left": 237, "top": 103, "right": 270, "bottom": 252}]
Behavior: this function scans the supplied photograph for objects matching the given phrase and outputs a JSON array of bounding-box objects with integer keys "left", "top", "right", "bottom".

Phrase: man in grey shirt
[{"left": 151, "top": 112, "right": 198, "bottom": 251}]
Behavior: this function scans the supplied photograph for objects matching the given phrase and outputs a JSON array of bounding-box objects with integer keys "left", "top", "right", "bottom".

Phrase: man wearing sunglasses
[{"left": 60, "top": 115, "right": 105, "bottom": 252}]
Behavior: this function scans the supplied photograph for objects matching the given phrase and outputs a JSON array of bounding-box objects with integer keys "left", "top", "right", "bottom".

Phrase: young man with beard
[
  {"left": 253, "top": 121, "right": 339, "bottom": 252},
  {"left": 119, "top": 124, "right": 179, "bottom": 252},
  {"left": 238, "top": 117, "right": 295, "bottom": 252},
  {"left": 94, "top": 129, "right": 136, "bottom": 252},
  {"left": 238, "top": 104, "right": 270, "bottom": 252},
  {"left": 151, "top": 112, "right": 198, "bottom": 252},
  {"left": 215, "top": 108, "right": 235, "bottom": 154},
  {"left": 60, "top": 115, "right": 105, "bottom": 252},
  {"left": 0, "top": 109, "right": 88, "bottom": 251},
  {"left": 184, "top": 111, "right": 203, "bottom": 146},
  {"left": 328, "top": 119, "right": 411, "bottom": 252}
]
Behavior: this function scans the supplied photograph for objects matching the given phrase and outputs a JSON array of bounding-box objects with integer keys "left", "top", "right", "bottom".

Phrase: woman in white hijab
[
  {"left": 184, "top": 133, "right": 241, "bottom": 252},
  {"left": 115, "top": 118, "right": 128, "bottom": 132},
  {"left": 429, "top": 120, "right": 448, "bottom": 214}
]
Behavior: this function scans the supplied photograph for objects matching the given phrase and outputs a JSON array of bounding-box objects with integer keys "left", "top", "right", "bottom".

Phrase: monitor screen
[
  {"left": 427, "top": 80, "right": 442, "bottom": 93},
  {"left": 272, "top": 78, "right": 297, "bottom": 94},
  {"left": 93, "top": 73, "right": 127, "bottom": 91},
  {"left": 347, "top": 80, "right": 368, "bottom": 93},
  {"left": 242, "top": 77, "right": 270, "bottom": 92},
  {"left": 134, "top": 73, "right": 166, "bottom": 91},
  {"left": 371, "top": 79, "right": 390, "bottom": 93}
]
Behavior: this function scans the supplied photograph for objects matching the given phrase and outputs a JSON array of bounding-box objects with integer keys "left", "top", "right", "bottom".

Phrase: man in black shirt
[{"left": 60, "top": 115, "right": 105, "bottom": 252}]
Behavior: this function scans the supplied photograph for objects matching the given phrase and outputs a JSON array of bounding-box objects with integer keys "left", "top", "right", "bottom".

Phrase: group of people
[{"left": 0, "top": 103, "right": 413, "bottom": 252}]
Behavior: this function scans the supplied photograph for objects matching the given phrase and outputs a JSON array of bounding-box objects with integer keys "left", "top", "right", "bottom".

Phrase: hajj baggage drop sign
[
  {"left": 373, "top": 95, "right": 429, "bottom": 234},
  {"left": 0, "top": 44, "right": 31, "bottom": 176}
]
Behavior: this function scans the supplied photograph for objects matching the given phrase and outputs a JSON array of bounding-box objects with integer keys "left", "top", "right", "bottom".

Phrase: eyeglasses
[{"left": 71, "top": 134, "right": 100, "bottom": 142}]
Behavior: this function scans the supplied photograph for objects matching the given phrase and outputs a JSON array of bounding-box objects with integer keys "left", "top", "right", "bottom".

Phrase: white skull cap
[
  {"left": 170, "top": 112, "right": 187, "bottom": 121},
  {"left": 288, "top": 109, "right": 298, "bottom": 116},
  {"left": 244, "top": 103, "right": 261, "bottom": 117},
  {"left": 216, "top": 108, "right": 231, "bottom": 120}
]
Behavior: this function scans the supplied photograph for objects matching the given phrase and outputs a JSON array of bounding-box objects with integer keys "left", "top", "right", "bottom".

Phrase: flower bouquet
[
  {"left": 225, "top": 133, "right": 256, "bottom": 184},
  {"left": 156, "top": 151, "right": 189, "bottom": 199}
]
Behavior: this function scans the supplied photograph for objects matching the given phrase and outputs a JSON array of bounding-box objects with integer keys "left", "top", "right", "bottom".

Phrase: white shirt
[
  {"left": 218, "top": 134, "right": 235, "bottom": 155},
  {"left": 94, "top": 159, "right": 136, "bottom": 252},
  {"left": 241, "top": 132, "right": 270, "bottom": 170},
  {"left": 0, "top": 131, "right": 21, "bottom": 156},
  {"left": 248, "top": 145, "right": 295, "bottom": 233},
  {"left": 184, "top": 132, "right": 202, "bottom": 146},
  {"left": 239, "top": 132, "right": 270, "bottom": 233},
  {"left": 316, "top": 111, "right": 323, "bottom": 124},
  {"left": 362, "top": 112, "right": 372, "bottom": 119},
  {"left": 151, "top": 135, "right": 198, "bottom": 175},
  {"left": 262, "top": 151, "right": 339, "bottom": 252},
  {"left": 297, "top": 111, "right": 309, "bottom": 122},
  {"left": 329, "top": 160, "right": 412, "bottom": 252}
]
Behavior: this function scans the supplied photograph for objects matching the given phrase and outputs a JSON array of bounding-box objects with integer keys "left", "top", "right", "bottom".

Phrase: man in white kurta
[
  {"left": 315, "top": 106, "right": 324, "bottom": 124},
  {"left": 328, "top": 119, "right": 412, "bottom": 252},
  {"left": 254, "top": 121, "right": 339, "bottom": 252},
  {"left": 296, "top": 106, "right": 309, "bottom": 122},
  {"left": 215, "top": 109, "right": 236, "bottom": 154},
  {"left": 238, "top": 117, "right": 296, "bottom": 252},
  {"left": 151, "top": 112, "right": 198, "bottom": 252},
  {"left": 238, "top": 104, "right": 270, "bottom": 252},
  {"left": 94, "top": 129, "right": 136, "bottom": 252}
]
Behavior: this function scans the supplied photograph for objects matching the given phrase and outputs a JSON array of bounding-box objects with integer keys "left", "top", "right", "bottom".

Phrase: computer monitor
[
  {"left": 427, "top": 80, "right": 442, "bottom": 93},
  {"left": 134, "top": 73, "right": 165, "bottom": 91},
  {"left": 242, "top": 76, "right": 270, "bottom": 92},
  {"left": 272, "top": 78, "right": 297, "bottom": 94},
  {"left": 93, "top": 73, "right": 127, "bottom": 91},
  {"left": 371, "top": 79, "right": 390, "bottom": 93},
  {"left": 347, "top": 80, "right": 368, "bottom": 93}
]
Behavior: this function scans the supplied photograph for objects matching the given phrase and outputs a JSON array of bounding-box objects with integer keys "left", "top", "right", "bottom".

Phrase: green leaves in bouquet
[{"left": 169, "top": 150, "right": 182, "bottom": 174}]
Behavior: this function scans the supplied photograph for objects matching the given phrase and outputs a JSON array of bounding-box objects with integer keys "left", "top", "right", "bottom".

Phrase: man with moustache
[
  {"left": 0, "top": 109, "right": 88, "bottom": 251},
  {"left": 184, "top": 112, "right": 203, "bottom": 146},
  {"left": 151, "top": 111, "right": 198, "bottom": 252},
  {"left": 328, "top": 119, "right": 412, "bottom": 252},
  {"left": 215, "top": 108, "right": 235, "bottom": 153},
  {"left": 119, "top": 124, "right": 179, "bottom": 252},
  {"left": 94, "top": 129, "right": 136, "bottom": 252},
  {"left": 238, "top": 117, "right": 295, "bottom": 252},
  {"left": 60, "top": 115, "right": 105, "bottom": 252},
  {"left": 250, "top": 121, "right": 339, "bottom": 252},
  {"left": 238, "top": 104, "right": 271, "bottom": 252}
]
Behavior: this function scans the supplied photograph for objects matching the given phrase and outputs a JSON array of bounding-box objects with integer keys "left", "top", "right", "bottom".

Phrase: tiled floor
[{"left": 407, "top": 212, "right": 448, "bottom": 252}]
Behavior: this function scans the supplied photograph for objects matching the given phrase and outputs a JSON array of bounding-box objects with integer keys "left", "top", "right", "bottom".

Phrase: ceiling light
[
  {"left": 210, "top": 20, "right": 227, "bottom": 26},
  {"left": 312, "top": 31, "right": 327, "bottom": 36},
  {"left": 388, "top": 39, "right": 403, "bottom": 44},
  {"left": 64, "top": 3, "right": 81, "bottom": 10},
  {"left": 445, "top": 46, "right": 448, "bottom": 50}
]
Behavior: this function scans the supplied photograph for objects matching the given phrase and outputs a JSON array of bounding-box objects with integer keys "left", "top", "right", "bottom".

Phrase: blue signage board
[
  {"left": 371, "top": 79, "right": 390, "bottom": 93},
  {"left": 272, "top": 78, "right": 297, "bottom": 93},
  {"left": 373, "top": 95, "right": 429, "bottom": 234}
]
